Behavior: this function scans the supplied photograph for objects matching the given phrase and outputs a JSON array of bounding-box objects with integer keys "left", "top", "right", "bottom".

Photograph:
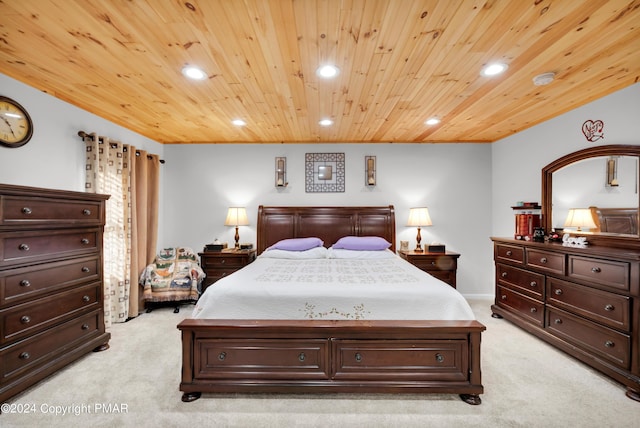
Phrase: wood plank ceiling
[{"left": 0, "top": 0, "right": 639, "bottom": 144}]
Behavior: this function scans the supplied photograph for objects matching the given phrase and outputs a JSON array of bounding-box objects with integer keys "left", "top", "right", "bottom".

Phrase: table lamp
[
  {"left": 563, "top": 208, "right": 597, "bottom": 232},
  {"left": 224, "top": 207, "right": 249, "bottom": 249},
  {"left": 407, "top": 207, "right": 432, "bottom": 252}
]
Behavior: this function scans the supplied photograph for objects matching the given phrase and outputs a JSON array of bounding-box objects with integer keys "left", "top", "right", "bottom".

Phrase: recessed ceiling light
[
  {"left": 481, "top": 63, "right": 508, "bottom": 77},
  {"left": 425, "top": 118, "right": 440, "bottom": 126},
  {"left": 316, "top": 65, "right": 339, "bottom": 79},
  {"left": 182, "top": 66, "right": 207, "bottom": 80},
  {"left": 231, "top": 119, "right": 246, "bottom": 126},
  {"left": 533, "top": 72, "right": 555, "bottom": 86},
  {"left": 319, "top": 118, "right": 333, "bottom": 126}
]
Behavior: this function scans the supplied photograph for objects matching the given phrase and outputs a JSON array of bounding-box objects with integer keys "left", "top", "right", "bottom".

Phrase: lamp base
[{"left": 414, "top": 244, "right": 423, "bottom": 253}]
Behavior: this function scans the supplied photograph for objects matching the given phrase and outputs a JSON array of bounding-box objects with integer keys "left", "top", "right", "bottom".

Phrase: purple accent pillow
[
  {"left": 332, "top": 236, "right": 392, "bottom": 251},
  {"left": 267, "top": 237, "right": 324, "bottom": 251}
]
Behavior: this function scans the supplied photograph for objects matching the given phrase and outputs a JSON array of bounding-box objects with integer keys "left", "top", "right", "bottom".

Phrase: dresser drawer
[
  {"left": 0, "top": 256, "right": 100, "bottom": 306},
  {"left": 194, "top": 339, "right": 329, "bottom": 380},
  {"left": 495, "top": 243, "right": 524, "bottom": 265},
  {"left": 496, "top": 285, "right": 544, "bottom": 327},
  {"left": 0, "top": 228, "right": 100, "bottom": 267},
  {"left": 1, "top": 310, "right": 102, "bottom": 381},
  {"left": 496, "top": 263, "right": 544, "bottom": 300},
  {"left": 0, "top": 195, "right": 102, "bottom": 225},
  {"left": 331, "top": 339, "right": 468, "bottom": 381},
  {"left": 410, "top": 256, "right": 456, "bottom": 272},
  {"left": 546, "top": 277, "right": 630, "bottom": 331},
  {"left": 525, "top": 248, "right": 565, "bottom": 275},
  {"left": 546, "top": 307, "right": 630, "bottom": 369},
  {"left": 568, "top": 255, "right": 629, "bottom": 291},
  {"left": 1, "top": 283, "right": 100, "bottom": 344}
]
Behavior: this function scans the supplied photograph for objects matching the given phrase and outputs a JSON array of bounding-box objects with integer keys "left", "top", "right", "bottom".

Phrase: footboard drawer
[
  {"left": 194, "top": 339, "right": 330, "bottom": 380},
  {"left": 332, "top": 339, "right": 468, "bottom": 381}
]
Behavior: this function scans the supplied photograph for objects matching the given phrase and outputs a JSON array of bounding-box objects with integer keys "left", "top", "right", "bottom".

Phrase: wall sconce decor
[
  {"left": 606, "top": 156, "right": 619, "bottom": 187},
  {"left": 275, "top": 157, "right": 287, "bottom": 187},
  {"left": 365, "top": 156, "right": 376, "bottom": 186},
  {"left": 305, "top": 153, "right": 345, "bottom": 193},
  {"left": 224, "top": 207, "right": 249, "bottom": 249},
  {"left": 407, "top": 207, "right": 432, "bottom": 252},
  {"left": 564, "top": 208, "right": 597, "bottom": 232}
]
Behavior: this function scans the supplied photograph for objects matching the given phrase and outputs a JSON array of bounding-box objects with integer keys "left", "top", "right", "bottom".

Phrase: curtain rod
[{"left": 77, "top": 131, "right": 165, "bottom": 164}]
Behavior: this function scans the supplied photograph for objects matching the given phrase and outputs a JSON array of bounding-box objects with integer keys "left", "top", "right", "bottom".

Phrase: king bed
[{"left": 178, "top": 205, "right": 485, "bottom": 404}]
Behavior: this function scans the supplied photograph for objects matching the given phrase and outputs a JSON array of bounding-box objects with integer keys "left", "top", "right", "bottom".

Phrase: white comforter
[{"left": 191, "top": 255, "right": 475, "bottom": 321}]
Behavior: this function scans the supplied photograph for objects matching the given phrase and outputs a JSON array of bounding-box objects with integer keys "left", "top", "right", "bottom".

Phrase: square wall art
[{"left": 305, "top": 153, "right": 345, "bottom": 193}]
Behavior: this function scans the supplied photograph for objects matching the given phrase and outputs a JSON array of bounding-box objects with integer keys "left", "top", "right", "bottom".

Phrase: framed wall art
[{"left": 305, "top": 153, "right": 345, "bottom": 193}]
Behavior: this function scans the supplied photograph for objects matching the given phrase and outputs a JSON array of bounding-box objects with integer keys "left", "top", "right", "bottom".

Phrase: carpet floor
[{"left": 2, "top": 299, "right": 638, "bottom": 427}]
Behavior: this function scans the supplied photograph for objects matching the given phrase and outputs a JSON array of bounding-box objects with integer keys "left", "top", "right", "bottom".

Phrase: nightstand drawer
[{"left": 200, "top": 256, "right": 246, "bottom": 269}]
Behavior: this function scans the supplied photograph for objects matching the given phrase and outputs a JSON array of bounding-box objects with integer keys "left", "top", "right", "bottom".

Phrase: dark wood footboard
[{"left": 178, "top": 319, "right": 485, "bottom": 404}]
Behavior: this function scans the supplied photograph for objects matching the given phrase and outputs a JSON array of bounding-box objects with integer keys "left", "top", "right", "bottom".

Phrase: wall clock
[{"left": 0, "top": 95, "right": 33, "bottom": 148}]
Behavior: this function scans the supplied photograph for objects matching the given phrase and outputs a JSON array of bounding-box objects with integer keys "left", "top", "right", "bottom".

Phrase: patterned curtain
[{"left": 84, "top": 133, "right": 159, "bottom": 325}]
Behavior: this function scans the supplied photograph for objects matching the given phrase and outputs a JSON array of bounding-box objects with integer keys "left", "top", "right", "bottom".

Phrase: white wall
[
  {"left": 162, "top": 142, "right": 493, "bottom": 297},
  {"left": 491, "top": 83, "right": 640, "bottom": 239}
]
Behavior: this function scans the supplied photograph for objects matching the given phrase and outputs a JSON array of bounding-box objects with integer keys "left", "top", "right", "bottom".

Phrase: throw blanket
[{"left": 140, "top": 247, "right": 205, "bottom": 303}]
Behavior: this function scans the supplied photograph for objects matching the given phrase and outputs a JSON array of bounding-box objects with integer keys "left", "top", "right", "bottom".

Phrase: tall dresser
[
  {"left": 491, "top": 237, "right": 640, "bottom": 401},
  {"left": 0, "top": 184, "right": 110, "bottom": 403}
]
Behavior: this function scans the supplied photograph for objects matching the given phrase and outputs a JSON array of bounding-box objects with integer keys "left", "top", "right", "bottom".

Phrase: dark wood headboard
[
  {"left": 590, "top": 206, "right": 639, "bottom": 235},
  {"left": 256, "top": 206, "right": 396, "bottom": 254}
]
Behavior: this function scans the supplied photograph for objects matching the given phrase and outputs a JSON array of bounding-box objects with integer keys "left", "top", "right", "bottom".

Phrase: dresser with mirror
[{"left": 491, "top": 144, "right": 640, "bottom": 402}]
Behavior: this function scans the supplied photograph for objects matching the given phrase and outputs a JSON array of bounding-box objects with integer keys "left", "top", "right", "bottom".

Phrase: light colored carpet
[{"left": 2, "top": 299, "right": 638, "bottom": 427}]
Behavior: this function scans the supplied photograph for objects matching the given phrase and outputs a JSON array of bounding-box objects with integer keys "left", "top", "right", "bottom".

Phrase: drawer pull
[
  {"left": 218, "top": 352, "right": 226, "bottom": 361},
  {"left": 19, "top": 352, "right": 30, "bottom": 360},
  {"left": 20, "top": 315, "right": 31, "bottom": 324},
  {"left": 530, "top": 307, "right": 537, "bottom": 313},
  {"left": 354, "top": 353, "right": 362, "bottom": 362},
  {"left": 431, "top": 261, "right": 436, "bottom": 266},
  {"left": 501, "top": 272, "right": 508, "bottom": 278},
  {"left": 530, "top": 281, "right": 537, "bottom": 287},
  {"left": 82, "top": 295, "right": 91, "bottom": 302},
  {"left": 18, "top": 243, "right": 30, "bottom": 251},
  {"left": 21, "top": 207, "right": 32, "bottom": 215},
  {"left": 501, "top": 295, "right": 507, "bottom": 300},
  {"left": 554, "top": 318, "right": 563, "bottom": 324},
  {"left": 298, "top": 352, "right": 306, "bottom": 362},
  {"left": 605, "top": 341, "right": 615, "bottom": 348},
  {"left": 81, "top": 324, "right": 90, "bottom": 330},
  {"left": 220, "top": 259, "right": 226, "bottom": 264},
  {"left": 554, "top": 289, "right": 563, "bottom": 296},
  {"left": 591, "top": 267, "right": 602, "bottom": 273},
  {"left": 82, "top": 209, "right": 92, "bottom": 216},
  {"left": 604, "top": 304, "right": 615, "bottom": 312},
  {"left": 506, "top": 250, "right": 512, "bottom": 256},
  {"left": 540, "top": 257, "right": 548, "bottom": 264},
  {"left": 81, "top": 266, "right": 90, "bottom": 273},
  {"left": 19, "top": 279, "right": 31, "bottom": 287},
  {"left": 435, "top": 353, "right": 444, "bottom": 363},
  {"left": 81, "top": 238, "right": 90, "bottom": 245}
]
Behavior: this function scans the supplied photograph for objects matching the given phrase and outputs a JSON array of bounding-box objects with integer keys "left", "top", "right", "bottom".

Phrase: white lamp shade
[
  {"left": 224, "top": 207, "right": 249, "bottom": 226},
  {"left": 563, "top": 208, "right": 597, "bottom": 230},
  {"left": 407, "top": 207, "right": 433, "bottom": 227}
]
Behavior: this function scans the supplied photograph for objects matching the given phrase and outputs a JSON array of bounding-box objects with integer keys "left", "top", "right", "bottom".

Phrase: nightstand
[
  {"left": 199, "top": 248, "right": 257, "bottom": 293},
  {"left": 397, "top": 249, "right": 460, "bottom": 288}
]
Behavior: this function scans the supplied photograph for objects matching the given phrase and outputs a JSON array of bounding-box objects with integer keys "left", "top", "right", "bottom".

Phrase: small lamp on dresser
[
  {"left": 564, "top": 208, "right": 597, "bottom": 232},
  {"left": 224, "top": 207, "right": 249, "bottom": 249},
  {"left": 407, "top": 207, "right": 432, "bottom": 252}
]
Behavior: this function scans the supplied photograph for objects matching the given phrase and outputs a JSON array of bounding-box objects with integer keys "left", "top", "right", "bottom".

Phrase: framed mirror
[{"left": 542, "top": 144, "right": 640, "bottom": 249}]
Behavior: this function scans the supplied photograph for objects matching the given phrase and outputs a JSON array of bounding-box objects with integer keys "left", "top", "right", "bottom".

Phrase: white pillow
[
  {"left": 327, "top": 248, "right": 396, "bottom": 259},
  {"left": 259, "top": 246, "right": 328, "bottom": 259}
]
